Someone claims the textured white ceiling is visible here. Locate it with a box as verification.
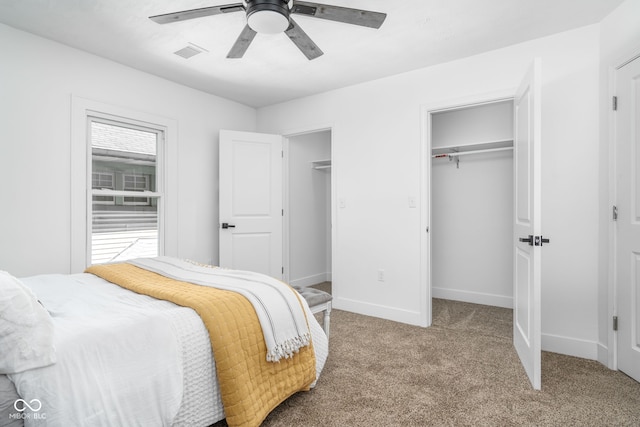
[0,0,623,107]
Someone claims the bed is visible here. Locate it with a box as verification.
[0,257,328,427]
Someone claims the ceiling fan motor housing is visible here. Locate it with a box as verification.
[246,0,291,34]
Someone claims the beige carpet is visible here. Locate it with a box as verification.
[214,295,640,426]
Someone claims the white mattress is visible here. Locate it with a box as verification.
[4,272,328,426]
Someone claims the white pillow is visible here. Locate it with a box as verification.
[0,271,56,374]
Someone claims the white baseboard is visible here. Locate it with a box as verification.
[333,288,601,361]
[432,287,513,309]
[289,272,331,288]
[542,333,598,360]
[597,342,613,368]
[333,296,425,326]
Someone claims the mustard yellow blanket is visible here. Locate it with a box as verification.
[86,263,316,427]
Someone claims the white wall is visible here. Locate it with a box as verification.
[0,10,624,362]
[597,0,640,366]
[0,24,256,277]
[431,102,514,147]
[431,102,514,308]
[257,24,601,359]
[287,131,331,287]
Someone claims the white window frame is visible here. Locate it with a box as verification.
[71,97,178,272]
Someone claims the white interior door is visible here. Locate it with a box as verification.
[513,59,543,390]
[615,56,640,383]
[219,130,283,279]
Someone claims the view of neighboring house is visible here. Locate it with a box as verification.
[90,120,159,263]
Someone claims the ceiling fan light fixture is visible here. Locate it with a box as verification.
[246,0,290,34]
[150,1,387,60]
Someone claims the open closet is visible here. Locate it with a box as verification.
[285,130,332,288]
[430,99,514,308]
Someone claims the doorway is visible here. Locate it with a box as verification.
[430,99,514,309]
[284,130,332,289]
[427,98,517,385]
[421,61,543,390]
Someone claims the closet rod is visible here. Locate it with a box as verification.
[432,146,513,158]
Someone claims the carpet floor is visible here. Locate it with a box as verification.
[216,295,640,426]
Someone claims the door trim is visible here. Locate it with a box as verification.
[607,46,640,370]
[419,89,516,328]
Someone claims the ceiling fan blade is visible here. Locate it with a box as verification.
[227,25,258,59]
[149,3,245,24]
[291,1,386,29]
[285,18,323,60]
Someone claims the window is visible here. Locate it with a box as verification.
[71,97,176,272]
[92,172,115,189]
[123,174,150,205]
[92,172,115,204]
[89,117,163,264]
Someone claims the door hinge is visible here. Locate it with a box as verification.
[613,315,618,331]
[282,209,284,216]
[282,266,284,274]
[613,205,618,221]
[612,96,618,111]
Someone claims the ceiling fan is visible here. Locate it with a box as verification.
[149,0,387,60]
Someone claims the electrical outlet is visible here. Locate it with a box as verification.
[377,269,385,281]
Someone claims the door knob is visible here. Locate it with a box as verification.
[519,235,533,246]
[221,223,236,229]
[535,236,550,246]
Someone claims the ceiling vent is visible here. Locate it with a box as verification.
[173,43,207,59]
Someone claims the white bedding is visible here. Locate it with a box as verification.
[3,271,328,426]
[9,273,185,426]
